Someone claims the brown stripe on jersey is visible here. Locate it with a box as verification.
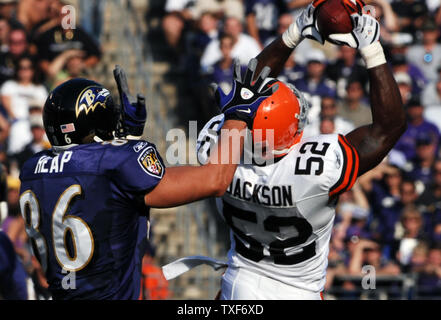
[341,135,359,192]
[329,135,359,197]
[329,136,349,196]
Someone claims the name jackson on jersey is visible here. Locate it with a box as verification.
[226,178,293,207]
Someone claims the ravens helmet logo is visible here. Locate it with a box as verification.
[75,86,110,118]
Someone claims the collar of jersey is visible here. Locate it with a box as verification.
[52,144,79,154]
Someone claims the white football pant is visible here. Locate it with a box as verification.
[220,266,323,300]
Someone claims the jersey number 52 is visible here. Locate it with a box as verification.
[294,142,330,176]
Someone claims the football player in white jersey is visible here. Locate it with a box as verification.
[163,0,406,300]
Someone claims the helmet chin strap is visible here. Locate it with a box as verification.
[272,130,304,157]
[272,144,296,156]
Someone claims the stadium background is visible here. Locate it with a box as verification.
[1,0,441,300]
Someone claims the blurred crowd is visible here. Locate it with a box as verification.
[161,0,441,298]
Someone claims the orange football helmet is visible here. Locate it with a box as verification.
[252,80,309,158]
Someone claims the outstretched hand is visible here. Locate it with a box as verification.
[282,0,326,48]
[214,58,276,128]
[113,65,147,138]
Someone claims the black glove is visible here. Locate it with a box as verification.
[113,65,147,138]
[214,58,277,128]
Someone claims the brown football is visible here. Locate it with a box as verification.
[316,0,355,41]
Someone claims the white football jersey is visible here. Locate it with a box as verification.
[196,115,359,293]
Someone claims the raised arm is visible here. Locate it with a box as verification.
[112,65,247,208]
[327,14,406,176]
[145,120,246,208]
[254,37,294,77]
[345,63,406,176]
[254,4,406,177]
[145,60,276,208]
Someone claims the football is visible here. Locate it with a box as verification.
[316,0,364,41]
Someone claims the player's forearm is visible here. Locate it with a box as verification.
[145,166,223,208]
[181,119,246,199]
[346,44,406,175]
[368,64,406,151]
[254,37,293,78]
[145,121,246,208]
[206,120,246,196]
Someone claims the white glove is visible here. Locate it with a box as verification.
[329,14,386,69]
[328,14,380,49]
[282,3,324,48]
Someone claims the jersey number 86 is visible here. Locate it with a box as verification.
[20,185,94,273]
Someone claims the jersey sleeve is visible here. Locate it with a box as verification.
[196,114,225,165]
[106,141,166,193]
[329,134,360,198]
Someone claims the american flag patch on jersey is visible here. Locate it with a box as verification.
[60,123,76,133]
